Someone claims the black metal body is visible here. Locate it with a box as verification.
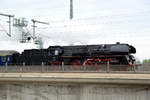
[13,43,136,66]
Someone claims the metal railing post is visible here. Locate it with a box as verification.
[41,62,44,72]
[133,65,136,73]
[5,62,8,72]
[23,62,25,66]
[23,62,25,72]
[106,61,110,73]
[20,65,22,73]
[62,62,64,71]
[83,62,86,71]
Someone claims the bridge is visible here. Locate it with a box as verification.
[0,72,150,100]
[0,64,150,100]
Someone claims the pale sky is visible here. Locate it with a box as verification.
[0,0,150,60]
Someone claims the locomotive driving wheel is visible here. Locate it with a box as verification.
[70,60,82,65]
[83,58,103,66]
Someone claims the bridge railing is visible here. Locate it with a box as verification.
[0,62,145,73]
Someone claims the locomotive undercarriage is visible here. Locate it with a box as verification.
[49,55,134,66]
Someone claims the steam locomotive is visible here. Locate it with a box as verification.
[9,42,136,66]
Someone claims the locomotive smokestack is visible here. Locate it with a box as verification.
[116,42,120,44]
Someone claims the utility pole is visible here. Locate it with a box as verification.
[31,19,49,49]
[13,17,28,43]
[70,0,73,19]
[0,13,14,37]
[31,19,49,40]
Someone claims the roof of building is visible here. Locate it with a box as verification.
[0,50,19,56]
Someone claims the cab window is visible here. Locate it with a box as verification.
[1,56,6,62]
